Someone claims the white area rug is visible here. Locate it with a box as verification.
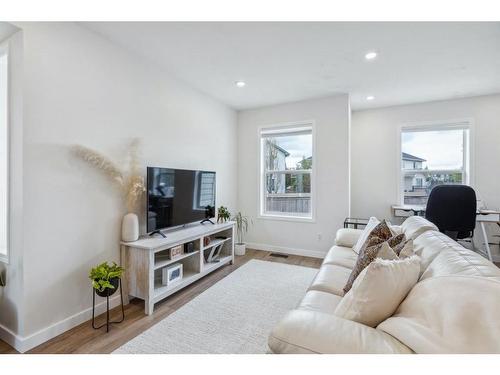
[114,259,317,354]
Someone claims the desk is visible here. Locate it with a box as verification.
[391,205,500,262]
[344,217,369,229]
[476,210,500,262]
[392,205,426,217]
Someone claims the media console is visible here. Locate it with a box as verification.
[120,221,235,315]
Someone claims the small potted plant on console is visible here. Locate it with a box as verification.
[217,206,231,223]
[232,212,252,256]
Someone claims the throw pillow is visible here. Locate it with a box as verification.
[387,233,406,249]
[343,235,399,295]
[334,255,421,327]
[397,239,414,259]
[352,217,379,255]
[353,219,394,255]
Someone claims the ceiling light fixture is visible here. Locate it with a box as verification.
[365,51,377,60]
[235,81,246,88]
[366,95,375,101]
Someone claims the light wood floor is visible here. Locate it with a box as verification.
[0,249,322,354]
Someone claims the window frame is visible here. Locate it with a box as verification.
[0,40,10,264]
[397,118,474,207]
[257,120,316,223]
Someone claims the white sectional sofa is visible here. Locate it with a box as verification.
[268,216,500,354]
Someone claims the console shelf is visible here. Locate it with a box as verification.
[121,221,235,315]
[153,250,200,270]
[202,237,232,250]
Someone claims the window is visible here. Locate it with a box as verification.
[0,47,8,262]
[259,123,314,219]
[400,122,471,206]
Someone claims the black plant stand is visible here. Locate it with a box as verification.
[92,278,125,332]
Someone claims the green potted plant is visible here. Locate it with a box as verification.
[217,206,231,223]
[89,261,124,297]
[232,212,252,256]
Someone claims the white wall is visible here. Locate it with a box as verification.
[11,22,237,348]
[237,95,350,257]
[351,94,500,227]
[0,27,25,348]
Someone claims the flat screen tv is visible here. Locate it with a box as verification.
[147,167,216,234]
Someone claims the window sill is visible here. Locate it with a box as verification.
[258,214,315,223]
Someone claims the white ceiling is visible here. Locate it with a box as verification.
[82,22,500,111]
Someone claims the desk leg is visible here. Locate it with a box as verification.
[480,222,493,262]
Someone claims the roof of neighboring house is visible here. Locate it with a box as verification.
[272,143,290,157]
[402,152,426,162]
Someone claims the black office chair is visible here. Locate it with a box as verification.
[425,185,477,242]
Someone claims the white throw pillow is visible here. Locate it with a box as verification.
[398,239,414,259]
[352,217,379,254]
[334,255,420,327]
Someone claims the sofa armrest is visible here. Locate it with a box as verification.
[268,309,413,354]
[335,228,363,248]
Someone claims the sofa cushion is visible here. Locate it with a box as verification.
[412,230,450,274]
[335,228,363,248]
[334,255,420,327]
[420,246,500,281]
[323,245,358,269]
[343,237,399,294]
[401,216,438,240]
[309,264,353,296]
[377,276,500,353]
[268,309,413,354]
[298,290,342,314]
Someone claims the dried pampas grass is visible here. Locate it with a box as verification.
[72,145,125,187]
[124,138,146,213]
[71,139,146,214]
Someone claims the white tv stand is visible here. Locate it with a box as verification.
[120,221,235,315]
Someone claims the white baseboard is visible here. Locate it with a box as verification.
[0,322,24,352]
[246,242,326,259]
[0,294,122,353]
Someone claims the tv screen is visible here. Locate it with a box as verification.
[147,167,216,233]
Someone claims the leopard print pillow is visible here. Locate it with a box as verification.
[343,233,404,295]
[354,220,394,255]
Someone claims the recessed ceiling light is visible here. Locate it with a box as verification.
[365,51,377,60]
[366,95,375,101]
[235,81,246,88]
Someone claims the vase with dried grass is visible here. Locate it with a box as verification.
[72,139,146,242]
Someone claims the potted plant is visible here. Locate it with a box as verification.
[89,261,124,297]
[217,206,231,223]
[232,212,252,256]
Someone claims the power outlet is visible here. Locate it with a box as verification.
[317,233,322,241]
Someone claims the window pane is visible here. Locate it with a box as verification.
[401,128,467,206]
[266,172,311,194]
[402,129,464,170]
[265,173,312,216]
[261,126,313,218]
[263,133,312,171]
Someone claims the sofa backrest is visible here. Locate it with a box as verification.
[413,230,500,281]
[378,215,500,353]
[401,216,500,280]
